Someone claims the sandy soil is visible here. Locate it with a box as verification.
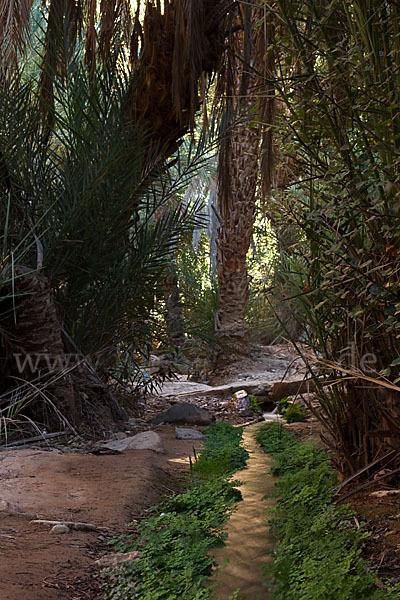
[0,425,204,600]
[2,343,398,598]
[211,425,276,600]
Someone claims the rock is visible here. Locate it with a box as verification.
[149,402,214,426]
[269,378,328,400]
[110,432,128,440]
[102,431,165,454]
[50,524,70,534]
[231,390,250,411]
[254,383,273,396]
[238,409,253,418]
[175,428,206,440]
[0,500,24,514]
[95,551,140,569]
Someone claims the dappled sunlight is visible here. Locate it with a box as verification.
[0,0,399,598]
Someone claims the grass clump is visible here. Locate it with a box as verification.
[255,421,296,455]
[193,421,249,477]
[106,422,247,600]
[277,397,308,423]
[283,403,308,423]
[248,394,263,415]
[256,422,400,600]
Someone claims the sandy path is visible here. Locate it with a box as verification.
[0,425,203,600]
[211,424,276,600]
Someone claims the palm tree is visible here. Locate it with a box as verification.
[215,4,272,361]
[0,0,233,433]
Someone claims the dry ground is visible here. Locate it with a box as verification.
[0,425,203,600]
[1,344,399,597]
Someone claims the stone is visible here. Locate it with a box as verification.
[50,524,70,534]
[110,432,128,440]
[231,390,250,411]
[102,431,165,454]
[175,428,206,440]
[254,383,273,396]
[95,551,140,568]
[0,500,23,514]
[270,379,319,400]
[150,402,215,426]
[239,409,253,418]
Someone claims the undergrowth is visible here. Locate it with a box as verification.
[106,422,248,600]
[192,421,249,478]
[277,397,308,423]
[256,422,400,600]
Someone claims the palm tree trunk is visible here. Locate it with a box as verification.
[215,5,264,361]
[215,121,261,358]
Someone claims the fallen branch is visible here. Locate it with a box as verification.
[332,450,399,496]
[334,465,400,504]
[0,430,70,449]
[30,519,97,531]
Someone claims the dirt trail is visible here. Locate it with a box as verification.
[158,344,306,399]
[0,345,301,599]
[0,426,203,600]
[211,424,276,600]
[146,344,308,426]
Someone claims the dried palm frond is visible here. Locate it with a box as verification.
[307,355,400,395]
[0,0,231,158]
[0,0,34,76]
[98,0,132,60]
[128,0,231,156]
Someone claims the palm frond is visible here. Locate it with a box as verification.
[0,0,34,76]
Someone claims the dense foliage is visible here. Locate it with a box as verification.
[256,423,400,599]
[0,0,233,435]
[260,0,400,476]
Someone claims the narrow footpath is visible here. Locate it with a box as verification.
[211,424,276,600]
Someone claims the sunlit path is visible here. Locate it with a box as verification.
[211,424,276,600]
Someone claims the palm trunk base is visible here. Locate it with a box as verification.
[0,267,127,434]
[215,322,250,365]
